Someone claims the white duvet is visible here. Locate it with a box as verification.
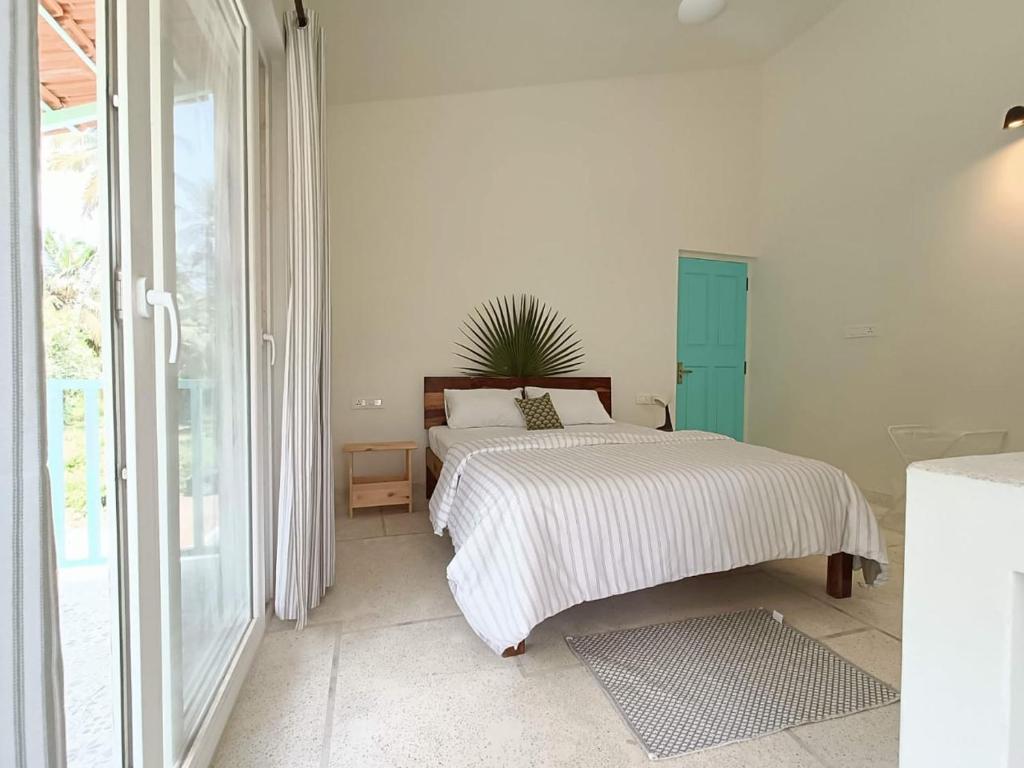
[429,430,889,655]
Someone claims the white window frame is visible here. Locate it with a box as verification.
[109,0,285,763]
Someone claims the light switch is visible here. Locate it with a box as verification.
[844,324,881,339]
[351,398,384,409]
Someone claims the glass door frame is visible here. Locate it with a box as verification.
[79,0,133,763]
[110,0,277,762]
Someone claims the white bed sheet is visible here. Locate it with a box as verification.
[428,429,889,655]
[427,422,655,461]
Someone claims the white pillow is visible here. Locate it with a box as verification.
[524,387,614,425]
[444,388,526,429]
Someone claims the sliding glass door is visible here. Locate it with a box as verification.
[154,0,252,757]
[112,0,264,762]
[152,0,253,759]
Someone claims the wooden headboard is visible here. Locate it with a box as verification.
[423,377,612,429]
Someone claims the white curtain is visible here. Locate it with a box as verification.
[275,9,334,628]
[0,0,67,765]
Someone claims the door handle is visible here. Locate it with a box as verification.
[262,332,276,366]
[136,277,180,365]
[677,362,694,384]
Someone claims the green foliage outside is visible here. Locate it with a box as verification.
[42,128,212,532]
[43,229,104,524]
[42,130,104,527]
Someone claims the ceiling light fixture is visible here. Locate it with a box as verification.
[1003,106,1024,130]
[677,0,727,25]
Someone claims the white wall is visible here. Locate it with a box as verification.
[329,70,761,483]
[752,0,1024,495]
[327,0,1024,496]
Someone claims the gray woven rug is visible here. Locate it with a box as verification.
[566,608,899,759]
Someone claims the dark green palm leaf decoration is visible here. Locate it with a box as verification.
[455,295,584,377]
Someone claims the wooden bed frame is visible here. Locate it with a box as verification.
[422,375,853,657]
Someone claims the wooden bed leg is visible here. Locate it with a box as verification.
[425,460,437,499]
[501,641,526,658]
[826,552,854,599]
[425,447,440,499]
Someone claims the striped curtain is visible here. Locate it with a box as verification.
[0,0,67,765]
[274,9,335,628]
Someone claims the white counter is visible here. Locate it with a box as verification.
[900,452,1024,767]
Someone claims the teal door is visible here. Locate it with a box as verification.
[676,257,748,440]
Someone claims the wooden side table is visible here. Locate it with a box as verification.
[342,441,417,517]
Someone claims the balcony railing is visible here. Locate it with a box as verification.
[47,378,104,568]
[47,377,213,569]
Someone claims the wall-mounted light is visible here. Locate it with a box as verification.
[677,0,727,25]
[1004,106,1024,130]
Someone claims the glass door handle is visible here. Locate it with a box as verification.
[136,278,180,364]
[262,332,276,366]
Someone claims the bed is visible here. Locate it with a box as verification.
[424,376,888,657]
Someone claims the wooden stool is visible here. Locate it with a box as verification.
[342,441,416,518]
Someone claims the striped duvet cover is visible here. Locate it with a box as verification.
[428,430,888,655]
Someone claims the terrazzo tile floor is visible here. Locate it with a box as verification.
[213,494,904,767]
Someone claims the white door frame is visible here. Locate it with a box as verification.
[96,0,132,761]
[255,51,277,605]
[112,0,283,763]
[181,3,274,763]
[113,0,166,761]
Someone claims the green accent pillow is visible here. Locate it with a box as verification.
[516,392,564,431]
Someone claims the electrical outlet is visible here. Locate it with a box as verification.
[351,398,384,410]
[844,324,881,339]
[636,394,659,406]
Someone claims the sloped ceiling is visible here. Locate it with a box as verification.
[308,0,844,104]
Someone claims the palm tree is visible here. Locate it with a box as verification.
[44,129,99,218]
[41,230,102,378]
